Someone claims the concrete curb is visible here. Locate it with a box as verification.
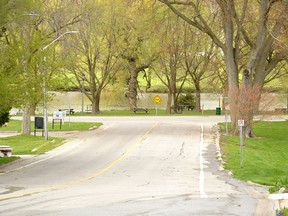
[214,126,234,176]
[269,193,288,212]
[213,125,276,215]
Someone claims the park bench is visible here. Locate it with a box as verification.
[133,107,148,113]
[178,104,194,112]
[85,104,92,113]
[0,146,13,157]
[58,108,75,115]
[275,108,287,113]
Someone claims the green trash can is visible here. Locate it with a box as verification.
[216,107,221,115]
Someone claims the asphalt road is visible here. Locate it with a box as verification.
[0,116,272,215]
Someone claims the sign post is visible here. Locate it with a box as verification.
[224,96,229,135]
[52,111,65,129]
[238,119,245,168]
[225,111,228,135]
[153,95,162,116]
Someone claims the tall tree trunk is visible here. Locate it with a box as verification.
[222,6,240,135]
[172,91,178,113]
[126,58,150,109]
[128,66,138,109]
[228,83,239,135]
[170,62,178,113]
[195,84,201,112]
[166,90,172,114]
[21,106,32,135]
[92,90,101,115]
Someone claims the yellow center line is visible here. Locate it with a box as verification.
[0,124,157,201]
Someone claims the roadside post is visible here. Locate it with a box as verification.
[52,111,65,129]
[224,96,229,135]
[68,104,71,128]
[238,119,245,168]
[153,95,162,116]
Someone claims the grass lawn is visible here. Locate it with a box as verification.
[49,121,102,131]
[0,135,64,166]
[0,119,102,133]
[0,120,102,166]
[220,121,288,186]
[73,109,217,116]
[0,135,64,155]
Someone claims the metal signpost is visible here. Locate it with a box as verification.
[52,111,65,129]
[238,119,245,168]
[153,95,162,115]
[224,96,229,135]
[81,74,85,114]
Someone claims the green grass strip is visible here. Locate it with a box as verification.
[0,135,64,155]
[0,135,64,166]
[220,121,288,186]
[0,120,102,166]
[0,119,102,133]
[71,109,217,116]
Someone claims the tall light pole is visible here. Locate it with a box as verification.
[42,31,79,140]
[0,13,39,29]
[81,74,85,114]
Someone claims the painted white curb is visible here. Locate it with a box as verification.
[269,193,288,211]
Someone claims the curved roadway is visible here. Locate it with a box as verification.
[0,116,271,215]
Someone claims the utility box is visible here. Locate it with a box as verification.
[34,117,44,137]
[35,117,44,129]
[216,107,221,115]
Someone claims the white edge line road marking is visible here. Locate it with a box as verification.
[200,123,208,198]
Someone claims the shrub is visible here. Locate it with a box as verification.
[0,111,9,127]
[178,93,196,108]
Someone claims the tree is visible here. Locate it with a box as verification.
[159,0,288,136]
[0,72,13,126]
[65,0,122,114]
[0,0,43,134]
[1,0,81,135]
[182,24,216,112]
[0,111,9,127]
[117,0,158,109]
[153,10,189,114]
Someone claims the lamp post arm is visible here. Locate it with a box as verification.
[42,30,78,140]
[42,30,79,51]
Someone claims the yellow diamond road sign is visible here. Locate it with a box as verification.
[153,95,161,104]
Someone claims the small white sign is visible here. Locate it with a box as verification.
[53,111,65,120]
[238,119,245,127]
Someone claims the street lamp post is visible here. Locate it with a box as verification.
[81,74,85,114]
[42,31,79,140]
[0,13,39,29]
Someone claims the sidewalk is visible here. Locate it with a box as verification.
[0,131,18,138]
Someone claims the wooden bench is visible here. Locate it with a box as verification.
[133,107,148,113]
[85,109,92,113]
[0,146,13,157]
[58,108,75,115]
[275,108,287,113]
[85,104,92,113]
[178,105,194,112]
